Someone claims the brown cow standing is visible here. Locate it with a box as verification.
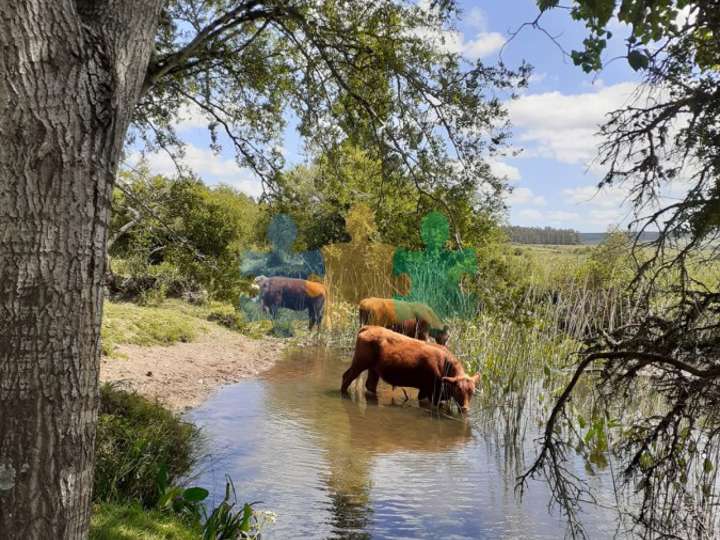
[341,326,479,413]
[358,297,450,345]
[256,276,326,330]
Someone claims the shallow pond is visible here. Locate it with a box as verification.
[188,346,619,539]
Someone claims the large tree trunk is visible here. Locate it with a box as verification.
[0,2,162,538]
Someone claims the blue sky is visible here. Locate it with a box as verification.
[131,1,647,233]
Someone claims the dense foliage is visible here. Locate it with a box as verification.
[109,165,260,301]
[133,1,529,249]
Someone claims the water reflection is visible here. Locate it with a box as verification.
[189,346,618,539]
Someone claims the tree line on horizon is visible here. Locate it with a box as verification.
[505,225,581,245]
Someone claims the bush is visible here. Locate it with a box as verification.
[206,304,245,331]
[94,384,202,507]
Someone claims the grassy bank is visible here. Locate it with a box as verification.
[92,385,267,539]
[91,503,200,540]
[101,299,263,356]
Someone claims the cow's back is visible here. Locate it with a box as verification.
[359,297,396,326]
[356,326,443,380]
[262,277,305,308]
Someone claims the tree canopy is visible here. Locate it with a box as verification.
[132,0,529,240]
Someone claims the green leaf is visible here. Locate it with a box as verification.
[538,0,560,12]
[704,458,714,474]
[628,49,649,71]
[183,486,210,502]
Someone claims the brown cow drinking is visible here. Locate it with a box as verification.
[256,276,326,330]
[341,326,479,413]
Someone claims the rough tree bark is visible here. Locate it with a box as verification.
[0,2,163,538]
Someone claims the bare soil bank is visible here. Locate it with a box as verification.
[100,326,286,411]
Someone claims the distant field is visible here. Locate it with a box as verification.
[508,231,661,246]
[578,231,660,245]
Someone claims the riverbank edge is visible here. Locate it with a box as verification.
[100,324,288,412]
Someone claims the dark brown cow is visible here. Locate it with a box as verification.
[257,276,326,330]
[341,326,479,413]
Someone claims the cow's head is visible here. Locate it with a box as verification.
[250,275,268,301]
[442,373,480,414]
[434,325,450,346]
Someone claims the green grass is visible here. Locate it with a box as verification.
[101,298,291,356]
[95,384,201,507]
[102,301,208,356]
[90,503,200,540]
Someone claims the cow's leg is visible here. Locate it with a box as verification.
[365,369,379,394]
[341,365,364,394]
[307,305,316,330]
[417,319,429,341]
[310,297,324,331]
[431,378,446,406]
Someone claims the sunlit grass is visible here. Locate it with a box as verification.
[90,502,200,540]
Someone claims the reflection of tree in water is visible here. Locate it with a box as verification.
[261,347,472,538]
[325,490,372,540]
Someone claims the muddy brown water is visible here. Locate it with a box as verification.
[188,346,619,539]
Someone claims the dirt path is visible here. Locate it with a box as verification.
[100,326,286,411]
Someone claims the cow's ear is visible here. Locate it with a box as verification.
[470,373,480,385]
[442,376,458,384]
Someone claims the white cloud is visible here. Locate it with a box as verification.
[560,183,635,227]
[126,144,263,198]
[588,208,626,224]
[518,208,543,221]
[411,26,504,60]
[528,72,547,85]
[412,5,503,60]
[465,7,489,30]
[563,184,628,208]
[508,82,639,164]
[174,103,211,132]
[508,187,545,207]
[462,32,505,59]
[516,208,579,225]
[547,210,580,222]
[488,159,521,181]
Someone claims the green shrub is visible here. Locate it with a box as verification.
[237,295,266,322]
[94,384,202,507]
[269,318,294,338]
[206,304,245,331]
